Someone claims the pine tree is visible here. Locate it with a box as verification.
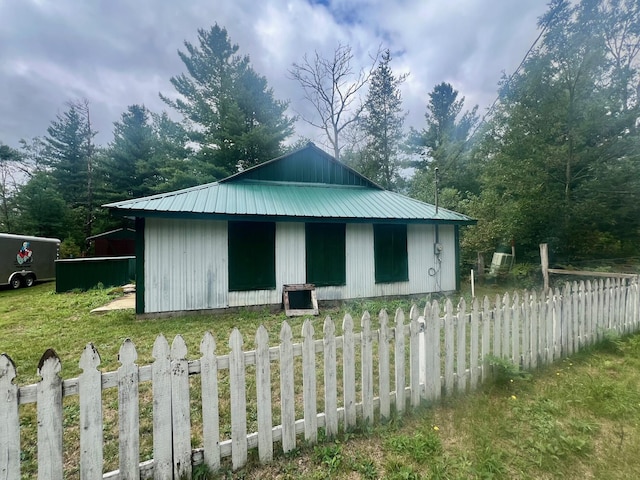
[161,24,294,178]
[356,50,407,190]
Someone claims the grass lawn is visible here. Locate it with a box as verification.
[2,281,640,479]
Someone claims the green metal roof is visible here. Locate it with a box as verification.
[104,143,476,225]
[105,180,474,224]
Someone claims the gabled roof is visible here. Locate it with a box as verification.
[104,143,475,225]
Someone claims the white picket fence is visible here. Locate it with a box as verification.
[1,278,639,479]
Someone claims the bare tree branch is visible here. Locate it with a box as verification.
[289,43,381,160]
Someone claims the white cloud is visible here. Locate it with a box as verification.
[0,0,550,148]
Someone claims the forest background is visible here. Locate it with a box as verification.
[0,0,638,272]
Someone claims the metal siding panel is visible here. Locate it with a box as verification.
[276,222,306,300]
[228,290,276,307]
[408,224,434,294]
[345,224,375,299]
[145,218,228,313]
[438,225,457,291]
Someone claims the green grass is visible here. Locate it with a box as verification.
[244,334,640,480]
[3,282,640,479]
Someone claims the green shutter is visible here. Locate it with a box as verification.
[228,221,276,291]
[306,223,346,286]
[374,224,408,283]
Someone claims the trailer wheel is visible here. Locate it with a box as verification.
[24,274,35,287]
[10,275,22,289]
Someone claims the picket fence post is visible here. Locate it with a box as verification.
[394,308,406,413]
[200,331,222,470]
[409,305,421,408]
[424,300,441,402]
[444,300,455,397]
[362,311,375,423]
[152,335,172,480]
[342,314,356,430]
[118,340,139,480]
[512,292,521,366]
[0,354,20,480]
[469,298,480,391]
[456,299,467,394]
[502,293,511,361]
[302,320,318,443]
[171,335,191,479]
[79,343,103,480]
[229,329,247,469]
[323,316,338,437]
[254,326,273,463]
[378,310,391,420]
[481,297,491,382]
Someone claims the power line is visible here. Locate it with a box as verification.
[466,4,561,143]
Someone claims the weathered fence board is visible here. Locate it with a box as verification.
[200,332,222,470]
[362,312,375,423]
[341,315,356,430]
[394,308,406,414]
[456,299,467,394]
[0,354,19,480]
[79,343,103,480]
[323,317,338,437]
[378,310,391,420]
[151,335,172,480]
[118,340,139,480]
[229,329,247,469]
[302,320,318,443]
[1,278,638,479]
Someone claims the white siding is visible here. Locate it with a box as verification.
[345,223,375,299]
[436,225,457,292]
[315,223,458,302]
[145,218,228,313]
[143,219,459,313]
[407,224,457,294]
[407,224,435,294]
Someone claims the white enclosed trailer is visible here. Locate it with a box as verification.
[0,233,60,288]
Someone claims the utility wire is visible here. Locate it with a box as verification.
[466,4,561,143]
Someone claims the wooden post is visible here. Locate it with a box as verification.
[540,243,549,292]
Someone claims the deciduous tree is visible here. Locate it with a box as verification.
[290,44,380,160]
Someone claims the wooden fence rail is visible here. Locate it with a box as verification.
[1,279,639,479]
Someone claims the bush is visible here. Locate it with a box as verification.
[59,238,82,258]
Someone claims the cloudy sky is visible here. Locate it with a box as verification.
[0,0,550,150]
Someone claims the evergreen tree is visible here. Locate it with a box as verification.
[44,100,99,249]
[104,105,197,206]
[106,105,156,200]
[356,50,407,190]
[413,83,478,190]
[464,0,640,260]
[12,172,68,238]
[45,103,92,206]
[161,24,294,178]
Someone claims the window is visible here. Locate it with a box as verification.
[374,224,408,283]
[305,223,346,287]
[228,221,276,291]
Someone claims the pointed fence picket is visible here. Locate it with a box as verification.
[0,278,638,479]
